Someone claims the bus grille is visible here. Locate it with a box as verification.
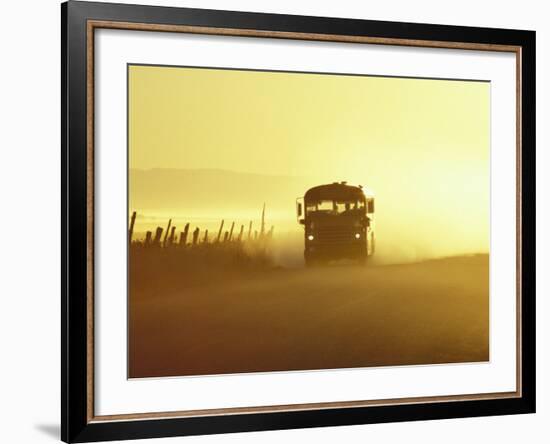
[316,227,356,244]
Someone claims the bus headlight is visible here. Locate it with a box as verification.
[354,233,361,239]
[307,234,315,241]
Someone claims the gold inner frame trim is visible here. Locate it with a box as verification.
[86,19,523,423]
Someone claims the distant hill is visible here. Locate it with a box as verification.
[129,168,318,216]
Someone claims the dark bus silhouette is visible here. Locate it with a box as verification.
[296,182,375,266]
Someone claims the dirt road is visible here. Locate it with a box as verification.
[129,254,488,378]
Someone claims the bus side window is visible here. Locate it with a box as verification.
[368,200,374,213]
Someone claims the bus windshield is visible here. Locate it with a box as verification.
[306,199,365,215]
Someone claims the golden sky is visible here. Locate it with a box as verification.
[129,64,490,259]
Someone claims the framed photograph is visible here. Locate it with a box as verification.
[61,1,535,442]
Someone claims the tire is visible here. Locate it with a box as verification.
[304,251,313,267]
[304,251,322,267]
[368,233,376,256]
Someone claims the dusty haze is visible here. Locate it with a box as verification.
[130,167,487,265]
[129,65,490,264]
[128,64,491,377]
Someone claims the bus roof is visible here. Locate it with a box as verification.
[304,182,373,201]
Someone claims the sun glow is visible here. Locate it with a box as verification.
[129,65,490,262]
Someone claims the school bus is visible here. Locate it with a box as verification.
[296,182,375,266]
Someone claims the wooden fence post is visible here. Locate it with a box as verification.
[128,211,137,244]
[144,231,152,246]
[192,227,200,245]
[168,226,176,246]
[223,231,229,242]
[203,229,208,243]
[238,225,244,241]
[216,219,224,242]
[153,227,163,246]
[228,222,235,241]
[248,221,252,240]
[260,203,265,238]
[163,218,172,247]
[181,223,190,246]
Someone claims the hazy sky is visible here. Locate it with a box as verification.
[128,65,490,258]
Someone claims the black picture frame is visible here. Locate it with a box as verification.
[61,1,536,442]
